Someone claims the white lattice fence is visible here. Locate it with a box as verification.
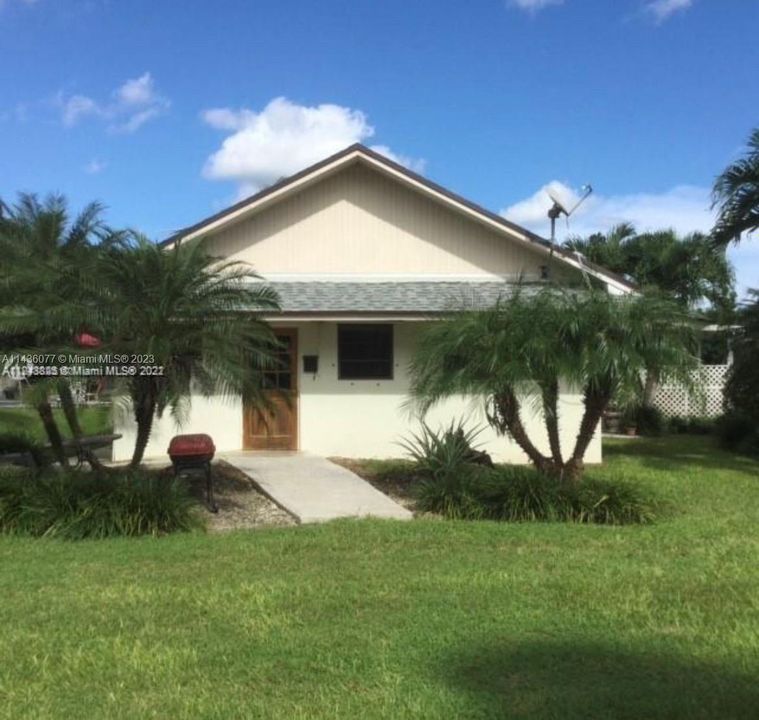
[652,364,728,418]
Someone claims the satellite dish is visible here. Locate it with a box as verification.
[547,188,571,216]
[543,182,594,287]
[546,183,593,243]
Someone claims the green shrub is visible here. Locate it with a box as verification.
[667,415,688,434]
[415,464,659,525]
[571,477,659,525]
[416,464,494,519]
[403,422,658,525]
[479,467,571,522]
[633,405,664,437]
[399,420,485,483]
[0,468,204,539]
[686,416,716,435]
[0,432,47,467]
[716,412,759,456]
[666,415,717,436]
[620,405,638,430]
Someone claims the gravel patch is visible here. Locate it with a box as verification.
[180,460,296,531]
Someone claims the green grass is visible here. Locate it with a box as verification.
[1,436,758,719]
[0,406,112,442]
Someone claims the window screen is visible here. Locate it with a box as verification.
[338,324,394,380]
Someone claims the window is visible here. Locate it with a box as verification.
[262,333,293,390]
[338,324,394,380]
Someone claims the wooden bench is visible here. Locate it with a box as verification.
[0,433,122,469]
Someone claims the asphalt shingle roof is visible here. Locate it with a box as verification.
[260,281,522,313]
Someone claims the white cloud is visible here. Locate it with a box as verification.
[509,0,564,13]
[61,94,100,126]
[502,181,713,238]
[201,107,254,131]
[502,181,759,298]
[56,72,169,133]
[115,73,156,106]
[644,0,693,23]
[84,159,106,174]
[201,96,423,193]
[202,97,371,186]
[112,106,161,134]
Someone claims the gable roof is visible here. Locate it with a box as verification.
[163,144,636,293]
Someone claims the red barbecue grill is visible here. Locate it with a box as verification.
[168,434,218,512]
[74,332,102,348]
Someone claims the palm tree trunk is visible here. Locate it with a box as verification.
[643,367,659,406]
[36,400,68,467]
[566,384,613,482]
[57,379,105,470]
[130,384,156,469]
[489,389,557,475]
[541,380,563,466]
[57,380,83,436]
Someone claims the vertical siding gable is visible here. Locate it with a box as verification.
[205,162,556,277]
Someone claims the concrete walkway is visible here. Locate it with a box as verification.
[220,451,413,524]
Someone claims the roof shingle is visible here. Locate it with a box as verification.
[259,281,525,313]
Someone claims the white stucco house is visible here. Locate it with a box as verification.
[112,144,634,463]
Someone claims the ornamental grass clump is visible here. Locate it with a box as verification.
[404,424,660,525]
[569,476,660,525]
[398,420,486,482]
[0,466,204,539]
[416,465,660,525]
[415,464,494,520]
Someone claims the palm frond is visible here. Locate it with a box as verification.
[712,127,759,245]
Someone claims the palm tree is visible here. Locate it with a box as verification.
[565,226,735,312]
[82,236,281,467]
[408,286,698,482]
[0,194,118,466]
[565,225,735,404]
[564,223,636,276]
[723,290,759,423]
[713,127,759,246]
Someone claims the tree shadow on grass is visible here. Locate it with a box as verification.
[441,639,758,720]
[604,435,759,475]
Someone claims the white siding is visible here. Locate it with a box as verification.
[112,395,243,463]
[296,321,598,463]
[204,162,564,280]
[113,321,601,464]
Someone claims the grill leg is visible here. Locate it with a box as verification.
[205,461,218,513]
[172,460,218,514]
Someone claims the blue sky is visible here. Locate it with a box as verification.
[2,0,758,294]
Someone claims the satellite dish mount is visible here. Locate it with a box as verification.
[547,184,593,247]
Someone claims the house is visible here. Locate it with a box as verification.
[112,144,634,463]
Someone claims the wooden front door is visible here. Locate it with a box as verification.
[243,328,298,450]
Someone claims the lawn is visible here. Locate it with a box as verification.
[0,436,758,719]
[0,405,112,441]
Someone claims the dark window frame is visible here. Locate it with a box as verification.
[337,324,394,381]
